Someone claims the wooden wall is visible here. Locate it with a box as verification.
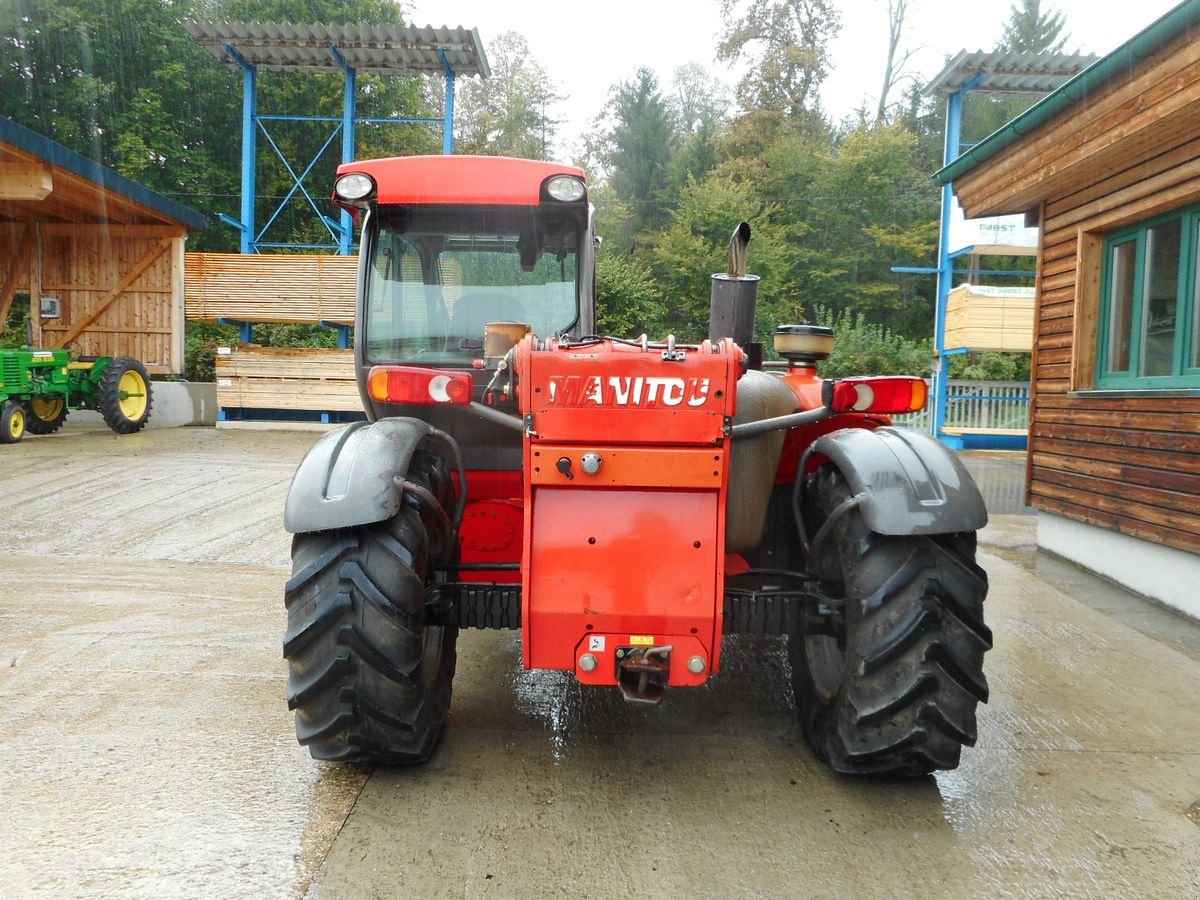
[953,24,1200,557]
[0,223,186,374]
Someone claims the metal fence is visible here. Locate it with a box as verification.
[892,381,1031,433]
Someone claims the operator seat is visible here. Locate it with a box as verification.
[448,292,526,340]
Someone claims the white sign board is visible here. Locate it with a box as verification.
[948,196,1039,256]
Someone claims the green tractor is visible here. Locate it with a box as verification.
[0,348,153,443]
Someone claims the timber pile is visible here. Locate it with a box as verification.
[215,346,361,411]
[186,253,356,324]
[945,285,1034,353]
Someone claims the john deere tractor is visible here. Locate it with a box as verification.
[0,348,152,443]
[282,156,990,776]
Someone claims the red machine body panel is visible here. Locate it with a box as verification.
[517,338,743,684]
[336,155,586,206]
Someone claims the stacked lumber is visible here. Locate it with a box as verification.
[186,253,356,324]
[944,285,1034,353]
[215,346,361,412]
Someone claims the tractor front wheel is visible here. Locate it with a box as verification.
[1,400,26,443]
[791,465,992,775]
[284,449,458,764]
[97,356,152,434]
[24,397,68,435]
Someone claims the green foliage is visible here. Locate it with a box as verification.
[948,351,1031,381]
[998,0,1070,54]
[1,297,31,349]
[594,68,678,243]
[594,252,667,338]
[718,0,842,120]
[0,0,243,249]
[253,323,345,349]
[455,32,563,160]
[813,306,932,379]
[184,322,239,382]
[647,173,799,344]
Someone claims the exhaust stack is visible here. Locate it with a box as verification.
[708,222,761,365]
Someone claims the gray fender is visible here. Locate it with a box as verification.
[284,417,452,534]
[808,426,988,535]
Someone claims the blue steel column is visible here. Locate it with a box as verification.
[934,73,982,444]
[332,45,357,255]
[441,50,456,154]
[226,45,257,254]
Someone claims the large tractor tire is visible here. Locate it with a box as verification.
[1,399,27,443]
[791,465,991,776]
[97,356,152,434]
[284,449,458,764]
[24,397,68,435]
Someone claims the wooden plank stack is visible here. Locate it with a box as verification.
[215,347,361,413]
[186,253,356,324]
[944,285,1035,353]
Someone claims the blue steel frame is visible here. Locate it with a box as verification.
[223,44,460,256]
[931,73,985,447]
[893,72,1026,448]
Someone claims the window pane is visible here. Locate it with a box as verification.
[364,208,582,365]
[1140,217,1181,377]
[1106,240,1136,374]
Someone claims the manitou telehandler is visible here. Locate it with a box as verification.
[283,156,991,776]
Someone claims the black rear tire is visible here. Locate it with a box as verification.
[24,397,68,435]
[284,449,458,764]
[791,465,991,775]
[97,356,152,434]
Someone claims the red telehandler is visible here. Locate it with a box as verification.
[283,156,990,776]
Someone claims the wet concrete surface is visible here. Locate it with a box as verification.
[1,427,1197,898]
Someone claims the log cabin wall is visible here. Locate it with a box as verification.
[950,18,1200,557]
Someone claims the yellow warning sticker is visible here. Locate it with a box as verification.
[629,635,655,646]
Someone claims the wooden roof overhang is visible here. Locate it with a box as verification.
[936,0,1200,219]
[0,116,205,233]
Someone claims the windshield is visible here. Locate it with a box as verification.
[363,206,582,364]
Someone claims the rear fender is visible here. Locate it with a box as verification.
[805,426,987,535]
[284,417,460,534]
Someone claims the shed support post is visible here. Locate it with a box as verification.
[226,44,257,255]
[333,45,357,256]
[441,50,456,155]
[934,73,983,447]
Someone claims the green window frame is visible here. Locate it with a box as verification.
[1097,202,1200,388]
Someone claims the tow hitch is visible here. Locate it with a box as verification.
[616,645,672,705]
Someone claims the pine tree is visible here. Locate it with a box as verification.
[997,0,1070,54]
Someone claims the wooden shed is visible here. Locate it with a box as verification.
[936,0,1200,618]
[0,116,205,374]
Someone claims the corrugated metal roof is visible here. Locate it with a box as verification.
[183,21,490,78]
[936,0,1200,187]
[0,116,206,230]
[925,50,1099,96]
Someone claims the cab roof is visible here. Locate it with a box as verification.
[337,155,586,207]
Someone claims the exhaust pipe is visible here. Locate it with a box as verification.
[709,222,761,366]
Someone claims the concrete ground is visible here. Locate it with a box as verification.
[0,425,1197,898]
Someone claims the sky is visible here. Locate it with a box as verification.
[408,0,1182,158]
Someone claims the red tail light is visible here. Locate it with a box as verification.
[823,376,927,414]
[367,366,474,405]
